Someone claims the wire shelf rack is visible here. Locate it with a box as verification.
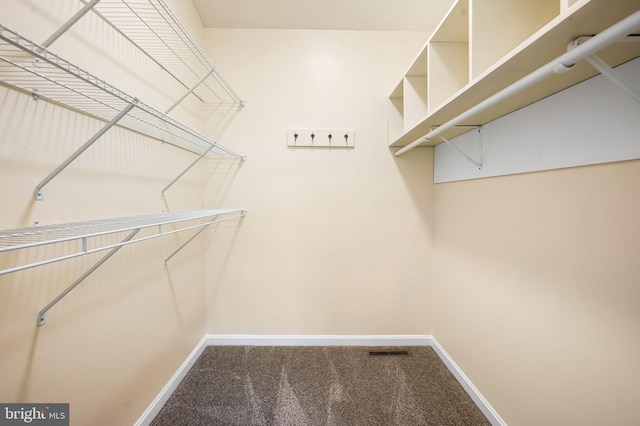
[0,24,242,157]
[84,0,243,105]
[0,208,246,326]
[0,208,247,276]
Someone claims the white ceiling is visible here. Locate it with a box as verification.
[192,0,454,32]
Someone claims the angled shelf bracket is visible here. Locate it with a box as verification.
[164,69,215,115]
[570,36,640,105]
[439,126,483,170]
[34,102,137,200]
[163,210,247,267]
[40,0,101,49]
[37,228,139,327]
[0,209,247,325]
[161,145,213,199]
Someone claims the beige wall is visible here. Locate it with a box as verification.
[200,29,434,335]
[9,2,634,425]
[433,160,640,425]
[0,1,212,424]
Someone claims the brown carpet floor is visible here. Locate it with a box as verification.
[151,346,491,426]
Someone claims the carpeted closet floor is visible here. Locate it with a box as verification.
[151,345,490,425]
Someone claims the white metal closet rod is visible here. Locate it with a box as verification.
[394,10,640,157]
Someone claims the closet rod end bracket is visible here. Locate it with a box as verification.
[241,155,247,161]
[37,313,46,327]
[34,189,43,201]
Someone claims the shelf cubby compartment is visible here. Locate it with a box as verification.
[470,0,560,79]
[387,80,404,142]
[428,0,470,113]
[403,48,429,130]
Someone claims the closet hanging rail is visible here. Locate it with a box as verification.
[0,24,245,199]
[0,209,247,277]
[81,0,244,106]
[394,10,640,157]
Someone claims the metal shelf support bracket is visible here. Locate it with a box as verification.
[41,0,101,49]
[34,101,136,200]
[163,210,247,267]
[164,69,215,114]
[161,145,213,199]
[571,36,640,104]
[37,228,140,327]
[586,54,640,104]
[163,216,217,268]
[440,126,483,170]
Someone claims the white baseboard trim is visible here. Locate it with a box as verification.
[428,336,507,426]
[134,336,209,426]
[137,334,506,426]
[205,333,432,346]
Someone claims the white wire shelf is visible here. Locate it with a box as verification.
[0,24,242,157]
[84,0,243,105]
[0,208,247,276]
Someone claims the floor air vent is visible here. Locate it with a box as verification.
[368,350,411,357]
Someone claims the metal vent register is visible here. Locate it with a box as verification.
[368,350,411,357]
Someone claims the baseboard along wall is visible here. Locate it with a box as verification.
[135,335,507,426]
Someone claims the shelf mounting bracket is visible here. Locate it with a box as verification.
[161,145,214,199]
[37,228,140,327]
[164,69,215,114]
[163,210,247,267]
[40,0,101,49]
[570,36,640,105]
[34,101,136,200]
[440,126,483,170]
[163,216,217,268]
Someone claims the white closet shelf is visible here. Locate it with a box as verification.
[83,0,243,106]
[0,24,242,157]
[0,208,247,276]
[390,0,640,148]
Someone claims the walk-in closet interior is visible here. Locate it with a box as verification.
[1,0,639,424]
